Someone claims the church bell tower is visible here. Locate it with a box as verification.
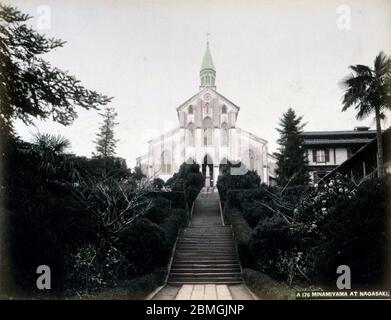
[200,40,216,90]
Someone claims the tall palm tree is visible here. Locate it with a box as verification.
[341,51,391,178]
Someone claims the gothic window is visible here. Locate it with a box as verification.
[203,128,213,146]
[161,150,172,173]
[221,122,228,146]
[222,105,227,114]
[187,123,195,146]
[248,149,255,171]
[188,105,193,114]
[202,117,213,146]
[203,103,209,114]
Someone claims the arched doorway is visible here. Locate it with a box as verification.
[202,154,214,186]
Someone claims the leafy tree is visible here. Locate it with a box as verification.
[93,106,119,157]
[274,108,309,187]
[341,51,391,178]
[0,4,111,139]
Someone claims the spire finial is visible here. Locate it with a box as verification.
[206,32,210,46]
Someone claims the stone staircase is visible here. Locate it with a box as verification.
[167,189,243,285]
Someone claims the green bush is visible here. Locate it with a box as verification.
[225,209,255,268]
[165,162,203,205]
[217,162,261,204]
[144,197,170,224]
[161,208,188,246]
[313,177,389,284]
[152,178,165,190]
[67,242,128,292]
[242,200,275,228]
[117,218,170,274]
[249,216,298,279]
[247,174,390,286]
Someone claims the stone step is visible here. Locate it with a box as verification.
[171,268,240,273]
[171,263,240,268]
[175,248,236,252]
[177,242,234,246]
[177,246,234,249]
[173,260,239,265]
[170,272,241,278]
[174,255,237,259]
[168,278,242,283]
[168,280,243,285]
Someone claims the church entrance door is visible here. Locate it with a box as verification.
[202,155,214,187]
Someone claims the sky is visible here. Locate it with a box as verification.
[7,0,391,167]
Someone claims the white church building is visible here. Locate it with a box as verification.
[136,42,276,186]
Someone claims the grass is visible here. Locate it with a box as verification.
[243,268,298,300]
[72,271,165,300]
[2,271,165,300]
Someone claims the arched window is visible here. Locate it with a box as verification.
[188,105,193,114]
[187,122,195,146]
[161,150,172,173]
[202,117,213,146]
[203,103,209,114]
[248,149,255,171]
[221,122,228,146]
[222,105,227,114]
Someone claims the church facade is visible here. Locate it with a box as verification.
[136,43,276,186]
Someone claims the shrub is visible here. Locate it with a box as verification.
[247,174,390,286]
[249,216,298,279]
[144,197,170,224]
[217,162,261,204]
[67,242,128,292]
[116,218,170,274]
[225,208,255,267]
[152,178,165,190]
[165,162,203,204]
[242,200,275,228]
[160,208,188,246]
[313,177,389,284]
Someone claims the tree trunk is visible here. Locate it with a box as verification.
[375,106,384,178]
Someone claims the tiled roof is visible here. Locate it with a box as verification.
[301,130,377,136]
[303,138,374,145]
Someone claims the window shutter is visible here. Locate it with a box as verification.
[312,149,316,162]
[325,149,330,162]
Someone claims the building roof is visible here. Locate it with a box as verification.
[301,129,377,146]
[303,138,375,146]
[176,87,240,113]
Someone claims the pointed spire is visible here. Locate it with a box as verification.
[201,42,216,71]
[200,36,216,90]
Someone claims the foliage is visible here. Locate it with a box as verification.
[341,51,391,177]
[68,243,127,292]
[224,208,255,267]
[160,208,188,246]
[165,162,203,204]
[0,4,111,137]
[274,108,309,187]
[247,174,390,286]
[144,197,170,224]
[116,218,170,275]
[93,106,119,157]
[73,176,153,234]
[217,161,261,203]
[152,178,165,190]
